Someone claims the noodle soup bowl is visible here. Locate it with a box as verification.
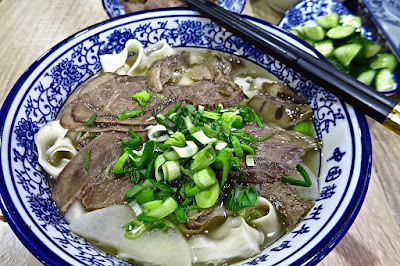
[0,8,371,265]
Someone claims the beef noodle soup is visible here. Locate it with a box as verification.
[34,40,321,265]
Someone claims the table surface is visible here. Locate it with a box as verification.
[0,0,399,265]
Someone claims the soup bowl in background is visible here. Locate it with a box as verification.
[0,9,371,265]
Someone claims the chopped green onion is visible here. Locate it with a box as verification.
[128,200,143,216]
[229,156,240,170]
[164,132,186,147]
[84,149,90,173]
[147,125,168,142]
[154,154,166,182]
[135,189,155,204]
[241,144,255,155]
[198,105,205,114]
[117,109,142,120]
[162,161,181,181]
[251,133,275,142]
[231,135,244,158]
[147,197,178,220]
[192,130,217,145]
[132,91,151,107]
[292,121,313,135]
[124,220,147,239]
[167,102,183,116]
[281,164,312,187]
[142,200,163,211]
[174,206,187,223]
[195,183,220,208]
[112,151,130,175]
[135,141,155,168]
[154,181,176,193]
[191,144,216,172]
[126,185,144,198]
[184,181,201,197]
[193,166,217,189]
[246,155,255,167]
[184,116,197,133]
[202,111,220,120]
[163,150,180,161]
[84,114,97,127]
[214,140,228,151]
[172,141,198,158]
[137,214,158,223]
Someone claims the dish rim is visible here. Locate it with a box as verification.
[0,7,372,266]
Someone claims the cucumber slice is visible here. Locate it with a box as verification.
[289,29,304,38]
[314,40,334,57]
[375,69,395,92]
[316,13,339,28]
[356,69,376,86]
[303,26,325,41]
[326,26,356,39]
[334,43,363,66]
[339,15,362,30]
[328,56,350,73]
[369,53,398,72]
[304,38,316,46]
[363,42,381,58]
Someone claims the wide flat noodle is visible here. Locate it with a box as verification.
[34,120,80,178]
[69,205,192,266]
[244,197,284,240]
[189,216,264,264]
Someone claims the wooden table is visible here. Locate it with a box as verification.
[0,0,399,265]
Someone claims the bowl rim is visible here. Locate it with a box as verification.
[0,7,372,266]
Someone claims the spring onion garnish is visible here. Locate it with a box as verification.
[195,183,220,208]
[281,164,312,187]
[162,161,181,181]
[84,149,90,172]
[147,125,168,142]
[132,91,151,107]
[192,130,217,145]
[246,155,255,167]
[172,141,198,158]
[84,114,98,127]
[113,103,286,240]
[117,109,142,120]
[147,197,178,220]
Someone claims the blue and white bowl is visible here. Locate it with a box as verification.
[102,0,247,18]
[0,8,371,265]
[279,0,399,95]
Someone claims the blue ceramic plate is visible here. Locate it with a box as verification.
[0,8,371,265]
[102,0,247,18]
[279,0,399,95]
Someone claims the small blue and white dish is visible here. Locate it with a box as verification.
[0,8,371,265]
[358,0,400,59]
[102,0,247,18]
[279,0,399,95]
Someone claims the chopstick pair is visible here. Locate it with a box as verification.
[183,0,400,135]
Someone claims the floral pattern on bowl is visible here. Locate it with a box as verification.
[102,0,247,18]
[0,9,371,266]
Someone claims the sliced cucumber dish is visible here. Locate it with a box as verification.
[290,13,398,92]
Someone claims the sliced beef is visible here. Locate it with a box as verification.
[254,182,314,231]
[60,73,179,132]
[51,132,132,213]
[171,80,245,109]
[147,52,189,92]
[228,124,320,183]
[246,82,313,129]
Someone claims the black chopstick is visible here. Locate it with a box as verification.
[183,0,400,135]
